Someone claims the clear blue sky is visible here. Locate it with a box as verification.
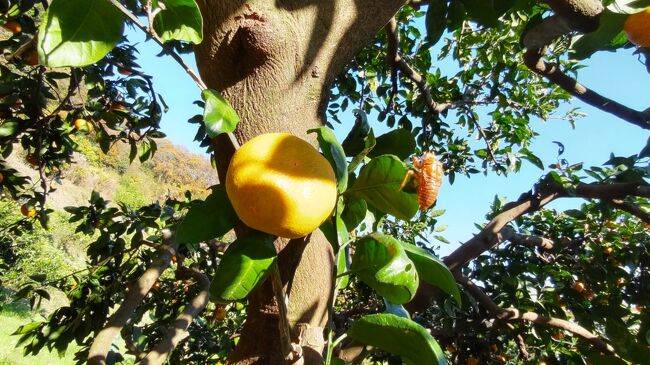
[127,28,649,257]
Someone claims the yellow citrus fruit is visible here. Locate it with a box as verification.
[20,204,36,217]
[226,133,336,238]
[624,7,650,47]
[74,118,87,130]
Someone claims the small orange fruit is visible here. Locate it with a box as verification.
[573,281,586,293]
[153,281,161,289]
[497,355,507,363]
[25,154,39,167]
[552,332,564,341]
[603,246,613,255]
[74,118,87,130]
[215,306,227,321]
[25,50,39,66]
[624,7,650,47]
[617,278,626,286]
[20,204,36,217]
[171,255,177,263]
[446,344,457,353]
[2,20,22,34]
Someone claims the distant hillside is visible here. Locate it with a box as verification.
[7,134,219,210]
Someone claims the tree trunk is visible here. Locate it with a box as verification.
[194,1,407,363]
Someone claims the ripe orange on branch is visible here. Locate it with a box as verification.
[624,7,650,47]
[225,133,337,238]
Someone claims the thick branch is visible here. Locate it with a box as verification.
[138,267,210,365]
[457,275,615,355]
[88,231,177,365]
[506,229,554,250]
[524,47,650,130]
[444,189,560,270]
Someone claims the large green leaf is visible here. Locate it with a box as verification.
[210,231,277,303]
[368,129,416,161]
[347,314,447,365]
[400,241,461,306]
[308,127,348,194]
[176,185,238,244]
[202,89,240,138]
[347,155,418,221]
[0,121,19,138]
[38,0,125,67]
[425,0,447,45]
[351,233,418,304]
[571,9,628,60]
[153,0,203,44]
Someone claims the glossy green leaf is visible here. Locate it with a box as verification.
[202,89,240,138]
[347,314,447,365]
[308,127,348,193]
[348,129,376,173]
[176,185,238,244]
[341,196,367,231]
[571,9,628,60]
[38,0,124,67]
[210,231,277,303]
[425,0,447,45]
[335,215,350,290]
[400,241,461,306]
[347,155,418,221]
[0,121,19,137]
[351,233,418,304]
[368,129,416,161]
[153,0,203,44]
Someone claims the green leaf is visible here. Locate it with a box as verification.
[425,0,447,45]
[400,241,461,306]
[342,110,371,157]
[210,231,277,303]
[347,314,447,365]
[38,0,125,67]
[351,233,419,304]
[202,89,240,138]
[341,196,367,231]
[335,216,350,290]
[460,0,499,28]
[348,155,419,221]
[308,127,348,193]
[368,129,416,161]
[152,0,203,44]
[521,149,544,170]
[348,129,377,173]
[176,185,238,244]
[0,121,19,137]
[571,9,628,60]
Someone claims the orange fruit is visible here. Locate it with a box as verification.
[617,278,626,286]
[225,133,337,238]
[153,281,161,289]
[603,246,613,255]
[74,118,87,130]
[624,7,650,47]
[20,204,36,217]
[446,344,457,353]
[215,306,227,321]
[552,332,564,341]
[25,154,39,167]
[497,355,507,363]
[171,255,177,263]
[573,281,586,293]
[2,20,22,34]
[25,50,39,66]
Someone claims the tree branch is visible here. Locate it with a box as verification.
[456,275,615,354]
[524,46,650,129]
[88,230,178,365]
[138,267,210,365]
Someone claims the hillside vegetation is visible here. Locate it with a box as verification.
[0,134,218,363]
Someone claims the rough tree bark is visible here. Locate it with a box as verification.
[193,1,407,363]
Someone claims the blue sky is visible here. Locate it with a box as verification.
[126,28,649,257]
